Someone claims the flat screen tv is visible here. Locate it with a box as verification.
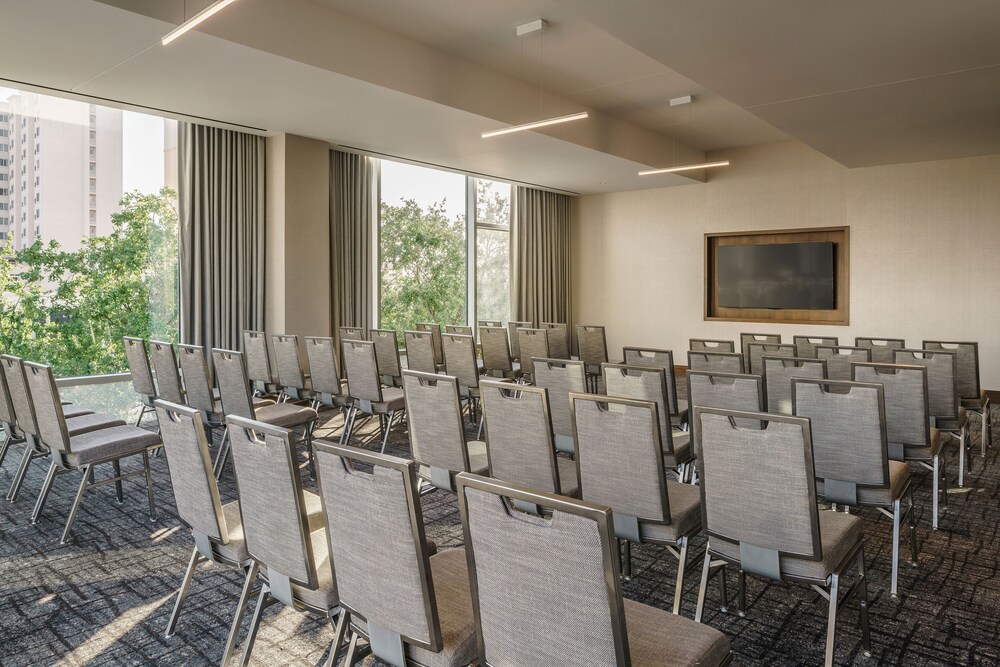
[716,242,835,310]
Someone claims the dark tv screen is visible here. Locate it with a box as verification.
[717,242,835,310]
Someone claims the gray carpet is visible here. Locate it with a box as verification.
[0,397,997,666]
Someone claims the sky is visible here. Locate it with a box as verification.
[380,158,466,221]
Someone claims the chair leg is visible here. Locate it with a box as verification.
[908,485,919,565]
[890,498,901,598]
[60,464,93,545]
[737,569,747,617]
[622,539,632,580]
[342,631,361,666]
[695,552,714,623]
[857,545,872,657]
[323,610,350,667]
[31,461,59,523]
[165,546,204,638]
[239,586,270,667]
[340,406,357,446]
[214,432,231,481]
[7,445,35,502]
[221,561,259,667]
[143,450,157,522]
[672,537,688,615]
[112,459,124,504]
[957,427,966,488]
[718,563,729,613]
[0,431,12,469]
[380,411,396,454]
[931,455,940,530]
[824,572,840,667]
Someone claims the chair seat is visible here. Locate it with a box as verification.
[406,548,479,667]
[65,425,161,467]
[711,510,863,582]
[623,598,731,666]
[817,460,910,507]
[215,492,327,565]
[637,481,702,544]
[663,435,692,469]
[417,441,489,486]
[555,455,580,497]
[936,407,967,432]
[254,402,318,428]
[961,390,989,411]
[259,524,339,612]
[62,405,95,419]
[895,428,942,461]
[373,387,406,413]
[66,412,126,436]
[671,399,689,426]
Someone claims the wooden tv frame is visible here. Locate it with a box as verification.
[705,226,849,325]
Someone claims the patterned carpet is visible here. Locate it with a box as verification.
[0,393,997,666]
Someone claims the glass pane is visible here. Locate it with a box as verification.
[476,227,510,324]
[59,378,143,423]
[379,160,467,334]
[475,178,510,227]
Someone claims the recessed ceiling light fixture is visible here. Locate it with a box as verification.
[482,112,589,138]
[162,0,241,46]
[638,160,730,175]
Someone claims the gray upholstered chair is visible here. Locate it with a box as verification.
[242,330,277,397]
[855,337,905,364]
[416,322,445,368]
[541,322,570,360]
[622,347,687,429]
[271,333,313,401]
[603,363,693,482]
[25,361,160,544]
[815,345,871,382]
[313,442,478,667]
[792,335,839,359]
[341,340,405,453]
[445,324,474,339]
[403,330,439,375]
[746,342,795,376]
[371,329,403,388]
[693,407,871,667]
[442,333,483,433]
[479,380,578,504]
[304,336,351,412]
[762,356,827,414]
[507,320,532,362]
[687,350,745,375]
[792,378,917,597]
[740,332,781,367]
[456,473,732,666]
[924,340,991,458]
[401,370,487,492]
[533,358,587,454]
[479,326,520,380]
[689,339,736,353]
[0,361,27,497]
[339,326,367,378]
[685,370,765,457]
[576,325,609,392]
[477,319,502,329]
[225,415,346,667]
[149,340,185,405]
[894,348,969,486]
[853,362,946,530]
[571,393,702,615]
[124,336,158,427]
[517,328,550,384]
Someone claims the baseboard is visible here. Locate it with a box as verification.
[987,389,1000,403]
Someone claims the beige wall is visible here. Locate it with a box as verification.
[573,140,1000,387]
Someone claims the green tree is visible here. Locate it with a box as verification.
[474,180,511,323]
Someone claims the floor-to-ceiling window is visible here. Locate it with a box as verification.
[473,178,511,325]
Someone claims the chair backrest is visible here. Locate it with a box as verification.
[416,322,444,365]
[576,325,608,367]
[763,356,827,414]
[686,371,765,434]
[696,407,822,576]
[479,381,563,494]
[342,339,384,404]
[571,393,669,528]
[403,330,438,375]
[211,349,256,420]
[23,362,71,455]
[371,329,403,383]
[227,416,322,599]
[155,401,231,547]
[621,347,681,417]
[480,326,513,374]
[339,326,366,342]
[740,332,781,365]
[893,349,959,420]
[533,358,587,452]
[0,358,16,431]
[314,443,441,656]
[855,337,905,364]
[401,371,470,481]
[792,335,839,359]
[689,339,736,353]
[923,340,981,401]
[442,333,480,390]
[478,320,502,329]
[457,473,629,667]
[149,340,184,404]
[746,342,796,375]
[242,330,274,387]
[124,336,156,398]
[177,344,216,414]
[517,328,549,377]
[271,334,308,391]
[304,336,343,396]
[687,350,745,374]
[852,363,931,452]
[507,321,532,361]
[602,364,677,454]
[815,345,871,382]
[541,322,570,359]
[2,355,39,438]
[445,324,474,342]
[792,379,890,497]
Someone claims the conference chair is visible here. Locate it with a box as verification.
[792,378,917,597]
[507,320,532,362]
[576,325,609,391]
[371,329,403,388]
[746,341,796,376]
[0,365,25,471]
[792,335,839,359]
[401,370,488,492]
[693,407,871,667]
[924,340,992,457]
[149,340,185,405]
[685,370,765,457]
[445,324,474,340]
[403,330,439,375]
[338,326,366,377]
[415,322,445,368]
[855,337,905,364]
[479,326,521,380]
[479,380,578,505]
[762,356,827,414]
[456,473,732,666]
[340,340,405,453]
[517,328,550,384]
[477,319,502,329]
[124,336,158,427]
[271,333,313,401]
[303,336,351,412]
[689,339,736,353]
[313,442,478,667]
[687,351,745,375]
[622,347,687,429]
[25,361,160,544]
[740,332,781,366]
[571,393,702,615]
[442,333,483,433]
[815,345,871,382]
[541,322,570,360]
[533,358,587,454]
[242,330,277,397]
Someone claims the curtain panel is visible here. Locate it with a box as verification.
[330,150,376,346]
[178,122,266,352]
[511,186,573,327]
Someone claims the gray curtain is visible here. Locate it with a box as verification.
[511,186,572,326]
[178,122,265,352]
[330,150,375,344]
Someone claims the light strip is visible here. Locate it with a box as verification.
[482,111,589,138]
[162,0,241,45]
[638,160,730,175]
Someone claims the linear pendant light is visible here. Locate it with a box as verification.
[638,160,730,176]
[482,111,589,138]
[162,0,241,45]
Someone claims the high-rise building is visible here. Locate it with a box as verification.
[0,91,122,251]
